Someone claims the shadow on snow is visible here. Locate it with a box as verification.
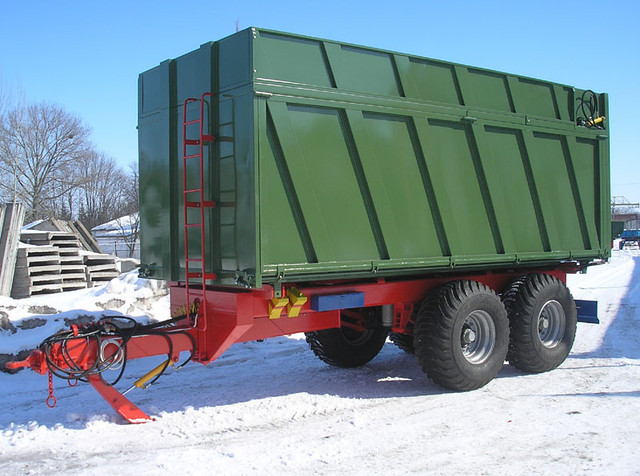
[572,256,640,360]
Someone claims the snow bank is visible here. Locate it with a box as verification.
[0,271,169,354]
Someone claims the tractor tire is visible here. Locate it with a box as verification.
[503,274,577,373]
[305,308,389,368]
[414,280,509,391]
[390,332,415,354]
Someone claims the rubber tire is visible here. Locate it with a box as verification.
[503,274,577,373]
[390,332,415,354]
[305,309,389,368]
[414,280,509,391]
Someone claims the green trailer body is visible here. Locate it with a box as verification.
[138,27,610,288]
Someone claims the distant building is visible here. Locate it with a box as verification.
[611,196,639,229]
[92,213,140,259]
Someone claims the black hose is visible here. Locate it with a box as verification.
[579,90,603,129]
[39,311,197,390]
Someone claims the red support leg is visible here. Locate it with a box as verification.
[88,375,153,424]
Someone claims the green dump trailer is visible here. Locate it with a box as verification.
[7,28,610,423]
[139,28,610,288]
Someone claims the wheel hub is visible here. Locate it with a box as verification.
[460,310,496,364]
[537,300,566,348]
[462,328,477,344]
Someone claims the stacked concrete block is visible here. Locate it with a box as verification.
[84,253,119,287]
[11,245,63,298]
[20,230,88,292]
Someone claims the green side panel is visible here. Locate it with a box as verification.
[138,61,178,279]
[218,31,252,91]
[354,111,442,258]
[399,57,462,105]
[139,30,256,284]
[478,126,546,253]
[525,132,586,251]
[417,118,496,256]
[253,32,333,88]
[571,137,601,248]
[218,96,239,272]
[324,43,402,97]
[460,68,514,112]
[258,102,309,266]
[512,78,558,119]
[265,101,379,263]
[225,91,256,283]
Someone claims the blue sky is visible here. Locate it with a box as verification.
[1,1,638,203]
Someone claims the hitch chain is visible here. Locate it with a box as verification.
[46,371,57,408]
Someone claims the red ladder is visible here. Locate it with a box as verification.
[182,92,216,326]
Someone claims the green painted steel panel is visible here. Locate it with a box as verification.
[138,27,610,287]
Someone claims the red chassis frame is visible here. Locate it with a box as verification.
[8,266,574,423]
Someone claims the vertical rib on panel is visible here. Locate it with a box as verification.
[264,104,317,264]
[567,137,601,250]
[523,132,585,252]
[516,130,551,252]
[466,123,505,254]
[417,118,496,257]
[340,110,389,260]
[406,117,450,257]
[351,111,443,259]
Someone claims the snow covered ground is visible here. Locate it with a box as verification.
[1,250,639,475]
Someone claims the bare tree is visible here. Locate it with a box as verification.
[0,75,24,203]
[77,151,128,229]
[0,102,92,221]
[114,163,140,258]
[0,74,24,120]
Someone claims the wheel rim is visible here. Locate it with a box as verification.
[341,327,374,346]
[460,310,496,364]
[537,300,565,348]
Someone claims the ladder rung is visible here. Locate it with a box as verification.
[183,94,216,293]
[186,273,215,280]
[186,201,216,208]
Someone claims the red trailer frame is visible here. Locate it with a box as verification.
[8,265,577,423]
